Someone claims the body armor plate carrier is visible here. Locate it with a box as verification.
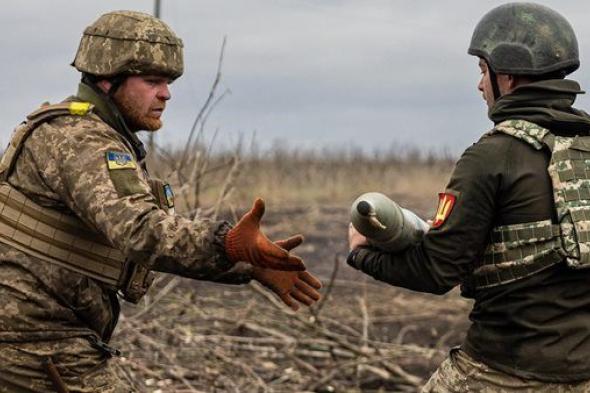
[469,119,590,290]
[0,102,166,303]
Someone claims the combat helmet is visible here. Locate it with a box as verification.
[72,10,184,80]
[468,2,579,77]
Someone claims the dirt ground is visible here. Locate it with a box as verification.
[113,188,473,392]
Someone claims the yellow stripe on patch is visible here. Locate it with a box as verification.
[69,102,91,116]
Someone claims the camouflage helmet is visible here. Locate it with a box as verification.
[468,3,579,76]
[73,10,184,80]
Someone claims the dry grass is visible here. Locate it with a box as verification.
[234,151,454,209]
[150,148,455,218]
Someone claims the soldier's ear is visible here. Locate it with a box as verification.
[509,75,522,91]
[95,80,112,95]
[497,74,519,95]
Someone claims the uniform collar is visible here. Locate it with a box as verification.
[488,79,590,135]
[76,82,147,160]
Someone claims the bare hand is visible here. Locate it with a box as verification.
[348,223,368,251]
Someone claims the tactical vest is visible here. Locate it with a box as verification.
[0,102,172,303]
[469,119,590,290]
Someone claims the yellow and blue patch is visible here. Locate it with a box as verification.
[106,151,137,170]
[163,184,175,208]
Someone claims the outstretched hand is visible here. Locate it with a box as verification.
[225,198,306,271]
[253,236,322,311]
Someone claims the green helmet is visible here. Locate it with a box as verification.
[468,2,579,76]
[72,10,184,80]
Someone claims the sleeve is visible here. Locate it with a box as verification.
[207,262,253,285]
[30,116,235,280]
[347,137,503,294]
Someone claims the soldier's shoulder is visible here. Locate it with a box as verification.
[465,131,515,158]
[450,132,517,177]
[31,104,122,145]
[43,108,112,134]
[479,128,545,156]
[457,130,543,178]
[477,130,517,146]
[22,106,131,162]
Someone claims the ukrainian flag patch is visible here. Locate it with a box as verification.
[163,184,175,208]
[106,151,137,170]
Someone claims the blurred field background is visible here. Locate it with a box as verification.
[110,137,474,392]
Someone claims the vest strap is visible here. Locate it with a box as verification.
[471,219,563,289]
[0,102,94,182]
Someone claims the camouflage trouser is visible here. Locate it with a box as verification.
[0,337,133,393]
[421,348,590,393]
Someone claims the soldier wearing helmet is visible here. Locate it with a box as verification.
[348,3,590,391]
[0,10,321,392]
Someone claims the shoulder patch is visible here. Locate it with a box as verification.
[432,192,457,229]
[68,102,92,116]
[106,151,137,170]
[164,184,175,209]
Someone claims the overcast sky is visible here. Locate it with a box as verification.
[2,1,590,155]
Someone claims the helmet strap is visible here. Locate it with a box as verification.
[487,65,502,102]
[107,75,127,97]
[81,73,98,86]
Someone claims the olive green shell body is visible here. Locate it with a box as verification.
[351,192,428,252]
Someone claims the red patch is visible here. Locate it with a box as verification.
[432,193,456,229]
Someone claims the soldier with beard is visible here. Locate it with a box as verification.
[0,11,321,392]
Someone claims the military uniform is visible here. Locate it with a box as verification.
[0,81,251,392]
[421,348,590,393]
[347,3,590,391]
[348,80,590,390]
[350,78,590,391]
[0,9,323,392]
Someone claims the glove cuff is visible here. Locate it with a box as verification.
[214,221,238,266]
[211,262,254,285]
[224,227,248,263]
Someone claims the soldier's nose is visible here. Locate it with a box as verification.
[157,84,171,101]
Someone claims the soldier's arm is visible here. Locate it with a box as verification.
[31,116,235,280]
[207,262,253,284]
[348,137,503,294]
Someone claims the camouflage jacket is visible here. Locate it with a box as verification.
[0,82,249,343]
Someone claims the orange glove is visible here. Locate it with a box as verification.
[253,236,322,311]
[225,198,306,271]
